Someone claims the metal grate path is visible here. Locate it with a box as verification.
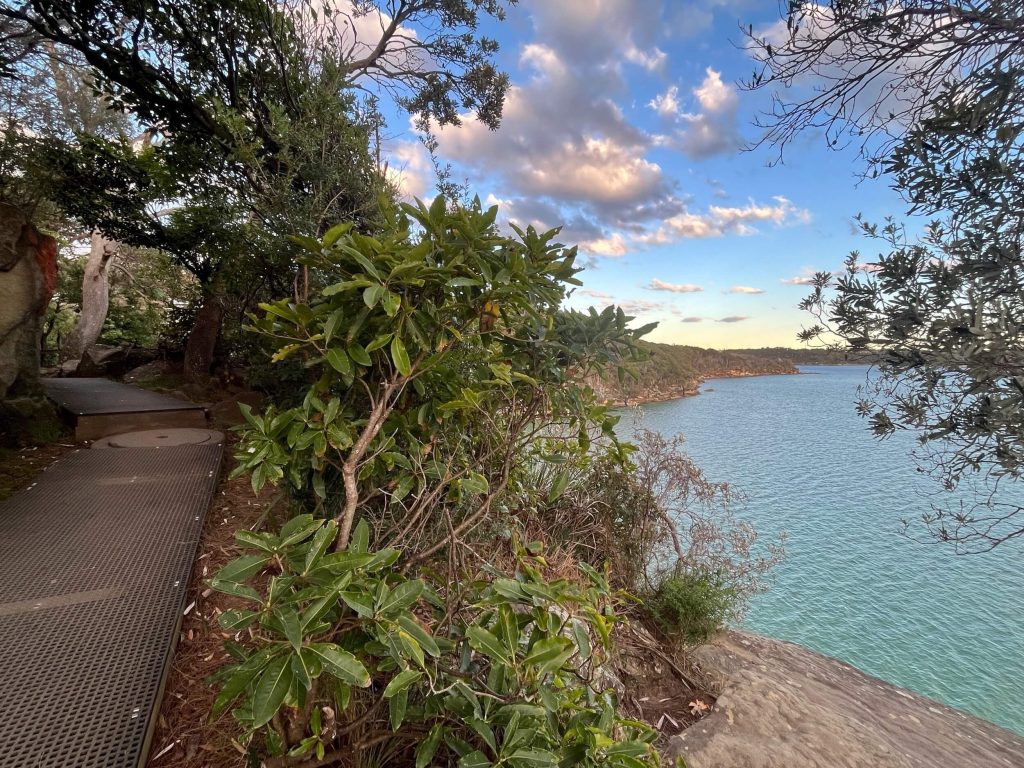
[0,444,223,768]
[42,378,205,416]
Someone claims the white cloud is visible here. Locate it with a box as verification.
[781,275,815,285]
[676,69,741,158]
[384,140,433,200]
[728,285,765,294]
[619,299,667,315]
[640,196,810,243]
[580,232,629,257]
[647,278,704,293]
[649,86,680,117]
[578,289,613,299]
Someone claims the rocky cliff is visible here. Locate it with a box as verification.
[667,631,1024,768]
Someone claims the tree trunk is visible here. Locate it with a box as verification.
[65,231,118,360]
[183,290,224,382]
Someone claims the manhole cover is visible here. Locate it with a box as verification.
[91,428,224,449]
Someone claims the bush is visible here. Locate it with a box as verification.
[208,517,661,768]
[644,568,738,645]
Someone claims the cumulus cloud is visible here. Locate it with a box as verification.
[640,196,810,243]
[384,139,433,200]
[728,285,765,294]
[647,278,704,293]
[649,85,681,117]
[651,68,742,159]
[718,315,751,323]
[781,276,815,285]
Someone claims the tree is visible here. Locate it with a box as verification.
[747,1,1024,551]
[0,0,516,379]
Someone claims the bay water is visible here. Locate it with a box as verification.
[619,365,1024,735]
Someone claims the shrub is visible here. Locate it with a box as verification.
[644,568,738,645]
[208,517,661,768]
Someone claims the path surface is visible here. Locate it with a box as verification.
[44,378,207,440]
[668,631,1024,768]
[0,380,223,768]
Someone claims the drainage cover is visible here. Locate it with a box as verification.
[91,428,224,449]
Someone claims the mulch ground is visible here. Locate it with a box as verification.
[146,445,286,768]
[0,440,80,501]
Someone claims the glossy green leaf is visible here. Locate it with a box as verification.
[251,655,293,727]
[307,643,370,687]
[391,335,412,377]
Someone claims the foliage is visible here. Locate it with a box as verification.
[209,517,661,768]
[548,429,783,618]
[232,198,650,553]
[749,1,1024,551]
[644,567,738,646]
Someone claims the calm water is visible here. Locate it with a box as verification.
[619,365,1024,735]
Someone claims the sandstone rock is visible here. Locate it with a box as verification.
[0,203,57,400]
[666,631,1024,768]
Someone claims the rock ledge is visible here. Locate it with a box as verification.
[667,631,1024,768]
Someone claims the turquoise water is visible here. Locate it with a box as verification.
[620,365,1024,735]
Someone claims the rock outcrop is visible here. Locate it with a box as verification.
[667,631,1024,768]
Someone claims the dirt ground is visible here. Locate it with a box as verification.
[0,440,79,501]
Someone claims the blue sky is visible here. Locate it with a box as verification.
[376,1,909,348]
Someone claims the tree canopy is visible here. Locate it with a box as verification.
[749,0,1024,551]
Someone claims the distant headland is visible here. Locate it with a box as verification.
[593,343,870,405]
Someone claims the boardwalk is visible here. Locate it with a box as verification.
[0,380,223,768]
[44,378,207,440]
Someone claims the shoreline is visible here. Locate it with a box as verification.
[604,368,801,407]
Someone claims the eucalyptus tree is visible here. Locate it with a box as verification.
[747,1,1024,551]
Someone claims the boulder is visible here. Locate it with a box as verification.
[666,631,1024,768]
[75,344,158,379]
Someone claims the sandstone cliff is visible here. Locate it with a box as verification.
[668,631,1024,768]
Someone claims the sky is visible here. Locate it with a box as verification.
[375,0,910,349]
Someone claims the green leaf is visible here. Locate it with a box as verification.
[209,579,262,603]
[339,590,374,617]
[391,335,412,377]
[376,579,424,618]
[219,609,259,631]
[326,347,352,376]
[251,655,293,727]
[381,290,401,317]
[523,637,573,675]
[365,333,393,352]
[466,626,514,666]
[363,284,384,309]
[215,555,270,583]
[507,749,557,768]
[324,309,344,343]
[210,662,263,720]
[275,607,302,652]
[307,643,371,687]
[458,750,491,768]
[389,687,409,730]
[415,724,444,768]
[547,471,570,503]
[383,668,421,698]
[347,342,372,366]
[350,519,370,553]
[396,614,441,657]
[304,521,338,574]
[572,620,592,661]
[322,222,352,247]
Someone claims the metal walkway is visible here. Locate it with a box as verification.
[43,378,207,440]
[0,443,223,768]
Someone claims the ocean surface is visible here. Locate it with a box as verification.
[618,365,1024,735]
